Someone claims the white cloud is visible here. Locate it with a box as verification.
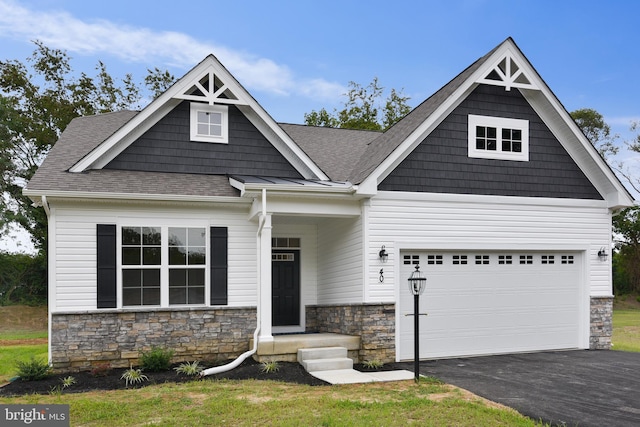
[606,116,640,127]
[0,0,345,100]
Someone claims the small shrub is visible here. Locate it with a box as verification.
[362,359,384,370]
[90,362,112,377]
[15,356,51,381]
[260,361,280,374]
[174,361,203,376]
[140,347,174,372]
[49,376,76,395]
[120,367,148,388]
[636,296,640,303]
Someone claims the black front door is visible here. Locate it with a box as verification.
[272,249,300,326]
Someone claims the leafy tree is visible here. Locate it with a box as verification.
[304,77,410,131]
[0,251,47,305]
[612,206,640,294]
[570,108,618,159]
[0,41,175,254]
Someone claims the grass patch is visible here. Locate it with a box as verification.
[0,379,541,426]
[0,330,47,341]
[612,309,640,352]
[0,344,48,383]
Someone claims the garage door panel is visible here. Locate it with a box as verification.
[399,252,581,360]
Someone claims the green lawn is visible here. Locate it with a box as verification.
[0,331,47,341]
[0,379,541,426]
[0,344,48,383]
[1,307,637,425]
[612,309,640,352]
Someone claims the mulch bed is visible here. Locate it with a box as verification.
[0,359,332,396]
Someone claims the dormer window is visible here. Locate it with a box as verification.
[190,103,228,143]
[468,114,529,161]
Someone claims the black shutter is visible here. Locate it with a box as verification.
[96,224,117,308]
[210,227,228,305]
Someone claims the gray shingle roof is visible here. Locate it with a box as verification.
[279,124,380,181]
[26,40,503,197]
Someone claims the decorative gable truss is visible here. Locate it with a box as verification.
[174,69,244,105]
[476,51,539,91]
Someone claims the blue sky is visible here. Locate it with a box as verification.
[1,0,639,251]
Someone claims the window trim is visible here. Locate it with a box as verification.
[468,114,529,161]
[190,103,229,143]
[117,224,210,308]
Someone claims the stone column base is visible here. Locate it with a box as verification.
[590,296,613,350]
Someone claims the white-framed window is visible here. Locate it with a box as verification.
[468,114,529,161]
[475,255,490,265]
[121,225,208,307]
[452,255,468,265]
[403,255,420,265]
[168,227,206,305]
[190,103,228,143]
[427,254,443,265]
[122,226,162,306]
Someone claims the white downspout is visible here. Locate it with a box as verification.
[201,189,268,376]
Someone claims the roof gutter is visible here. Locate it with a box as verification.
[23,189,248,205]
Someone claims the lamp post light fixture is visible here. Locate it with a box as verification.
[407,264,426,383]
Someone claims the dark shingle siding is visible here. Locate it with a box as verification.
[105,102,302,178]
[379,84,603,200]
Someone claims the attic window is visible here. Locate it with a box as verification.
[190,103,228,143]
[468,114,529,161]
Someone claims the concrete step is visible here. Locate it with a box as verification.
[301,357,354,372]
[297,347,347,364]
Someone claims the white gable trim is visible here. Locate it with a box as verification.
[69,56,328,181]
[357,39,634,210]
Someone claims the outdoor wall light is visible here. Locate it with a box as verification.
[597,247,608,261]
[379,245,389,262]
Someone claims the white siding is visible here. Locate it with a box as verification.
[316,216,364,304]
[367,192,612,302]
[50,199,256,312]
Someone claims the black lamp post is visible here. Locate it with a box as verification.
[407,264,426,383]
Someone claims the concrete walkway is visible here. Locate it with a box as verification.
[309,368,415,384]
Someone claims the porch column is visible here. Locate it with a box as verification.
[258,212,273,342]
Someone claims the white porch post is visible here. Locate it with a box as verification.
[258,205,273,342]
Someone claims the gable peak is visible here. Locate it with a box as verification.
[476,48,538,91]
[172,57,247,106]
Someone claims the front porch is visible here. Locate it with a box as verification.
[251,333,360,362]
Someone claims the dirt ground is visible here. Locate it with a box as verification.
[0,305,48,332]
[613,294,640,310]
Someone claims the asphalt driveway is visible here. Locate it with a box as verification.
[397,350,640,427]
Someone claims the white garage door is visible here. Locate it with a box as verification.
[398,251,582,360]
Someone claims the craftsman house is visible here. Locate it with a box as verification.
[25,38,633,370]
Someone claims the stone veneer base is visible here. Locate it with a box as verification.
[50,306,256,371]
[590,296,613,350]
[306,303,396,363]
[50,297,612,370]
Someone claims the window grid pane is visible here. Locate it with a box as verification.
[197,111,223,137]
[122,226,206,308]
